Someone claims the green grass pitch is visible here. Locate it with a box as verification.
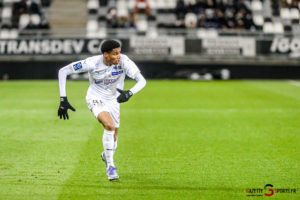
[0,80,299,200]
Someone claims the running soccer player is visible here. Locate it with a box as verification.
[57,39,146,181]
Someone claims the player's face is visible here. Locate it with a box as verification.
[106,47,121,66]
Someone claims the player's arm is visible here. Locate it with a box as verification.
[58,59,93,120]
[117,73,146,103]
[117,56,146,103]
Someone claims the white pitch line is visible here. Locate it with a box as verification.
[289,80,300,87]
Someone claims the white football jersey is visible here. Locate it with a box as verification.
[69,54,140,100]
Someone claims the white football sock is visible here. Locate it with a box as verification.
[113,138,118,155]
[102,129,115,168]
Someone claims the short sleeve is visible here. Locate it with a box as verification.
[122,55,140,79]
[70,56,97,73]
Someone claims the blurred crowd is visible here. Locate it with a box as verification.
[105,0,150,29]
[281,0,300,8]
[1,0,52,30]
[102,0,255,30]
[106,7,136,28]
[174,0,254,29]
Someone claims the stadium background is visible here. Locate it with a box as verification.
[0,0,299,79]
[0,0,299,200]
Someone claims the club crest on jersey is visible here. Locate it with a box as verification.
[112,65,123,76]
[73,62,82,71]
[113,65,121,70]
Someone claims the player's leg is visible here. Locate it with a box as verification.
[86,96,118,180]
[103,99,120,157]
[97,112,119,180]
[97,111,115,131]
[113,128,118,155]
[97,111,115,168]
[101,127,118,166]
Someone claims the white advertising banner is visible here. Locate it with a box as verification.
[130,36,185,56]
[202,37,256,57]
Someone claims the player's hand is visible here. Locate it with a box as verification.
[58,97,76,120]
[117,89,133,103]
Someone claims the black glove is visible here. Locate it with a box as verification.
[58,97,76,120]
[117,89,133,103]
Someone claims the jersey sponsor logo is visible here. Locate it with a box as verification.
[73,62,82,71]
[112,70,123,76]
[104,79,118,85]
[94,78,118,85]
[94,79,103,84]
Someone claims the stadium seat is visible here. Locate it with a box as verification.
[273,22,284,33]
[197,28,218,38]
[184,0,196,5]
[251,0,263,11]
[108,0,117,8]
[98,27,107,38]
[31,14,41,25]
[164,0,172,9]
[148,0,156,9]
[87,19,98,33]
[2,6,12,20]
[128,0,136,10]
[0,28,18,38]
[263,0,272,18]
[117,0,128,17]
[146,26,158,38]
[87,23,106,38]
[88,0,99,14]
[136,14,148,32]
[88,0,99,9]
[253,14,264,26]
[292,24,300,34]
[290,8,300,19]
[280,8,290,19]
[168,0,176,9]
[0,29,9,38]
[10,28,18,38]
[19,14,30,29]
[286,0,292,4]
[100,4,110,15]
[263,22,274,33]
[98,19,107,34]
[3,0,12,5]
[156,0,166,9]
[157,13,176,27]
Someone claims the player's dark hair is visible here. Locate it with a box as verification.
[100,39,121,54]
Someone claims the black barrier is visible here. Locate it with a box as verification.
[1,60,300,79]
[256,37,300,58]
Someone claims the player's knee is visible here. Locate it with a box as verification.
[104,123,115,131]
